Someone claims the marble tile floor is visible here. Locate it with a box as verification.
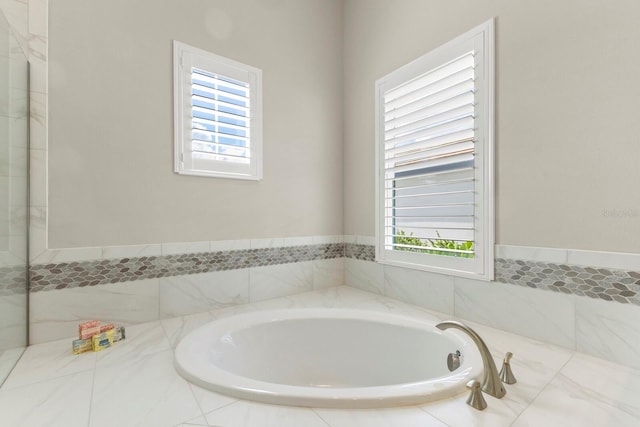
[1,286,640,427]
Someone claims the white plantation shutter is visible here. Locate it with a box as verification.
[190,70,251,167]
[174,41,263,180]
[375,20,495,280]
[384,52,476,253]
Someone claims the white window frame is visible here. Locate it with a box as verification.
[173,41,263,180]
[374,19,495,281]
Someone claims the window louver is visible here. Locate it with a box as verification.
[190,69,251,165]
[383,52,476,256]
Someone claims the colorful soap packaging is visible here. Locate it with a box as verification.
[100,323,115,333]
[72,338,92,355]
[112,326,126,342]
[72,320,126,354]
[91,329,115,352]
[78,320,100,340]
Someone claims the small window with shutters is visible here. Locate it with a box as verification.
[173,41,263,180]
[375,19,495,280]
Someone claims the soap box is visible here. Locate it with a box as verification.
[99,323,115,333]
[72,338,92,355]
[79,320,100,340]
[91,329,115,352]
[112,326,126,342]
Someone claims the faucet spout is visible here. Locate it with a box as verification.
[436,320,506,399]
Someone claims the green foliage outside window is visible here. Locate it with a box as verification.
[394,230,474,258]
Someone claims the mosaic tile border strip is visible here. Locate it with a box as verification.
[29,243,344,293]
[344,243,375,261]
[343,244,640,305]
[0,265,28,296]
[495,258,640,305]
[27,240,640,306]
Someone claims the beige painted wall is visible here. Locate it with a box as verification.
[48,0,343,248]
[344,0,640,253]
[48,0,640,253]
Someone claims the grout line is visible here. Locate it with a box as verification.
[158,316,176,351]
[310,408,335,427]
[185,383,209,423]
[418,405,452,426]
[0,347,28,390]
[157,277,162,325]
[573,294,578,352]
[452,276,457,318]
[0,364,95,393]
[381,264,388,296]
[248,267,253,303]
[86,352,98,426]
[507,353,575,426]
[200,399,238,421]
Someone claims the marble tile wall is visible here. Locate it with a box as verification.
[345,241,640,306]
[0,2,28,267]
[343,237,640,370]
[0,263,25,295]
[27,236,640,358]
[0,0,27,54]
[29,243,344,293]
[0,0,29,361]
[496,258,640,305]
[29,278,161,344]
[23,0,47,266]
[29,259,346,343]
[29,237,346,343]
[0,293,27,350]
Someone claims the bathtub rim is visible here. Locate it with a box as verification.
[174,308,483,408]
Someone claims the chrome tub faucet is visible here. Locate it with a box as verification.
[436,320,507,399]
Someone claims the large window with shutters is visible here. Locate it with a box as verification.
[375,20,494,280]
[173,41,263,180]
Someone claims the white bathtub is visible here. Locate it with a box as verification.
[174,309,482,408]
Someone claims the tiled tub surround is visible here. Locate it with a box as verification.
[0,263,27,296]
[342,242,640,306]
[2,286,640,427]
[29,243,344,293]
[495,258,640,305]
[0,266,27,383]
[343,240,640,370]
[344,242,375,261]
[0,264,27,352]
[27,237,640,369]
[29,238,346,344]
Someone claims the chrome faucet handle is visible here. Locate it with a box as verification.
[436,320,506,398]
[447,350,461,371]
[499,352,517,384]
[466,380,487,410]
